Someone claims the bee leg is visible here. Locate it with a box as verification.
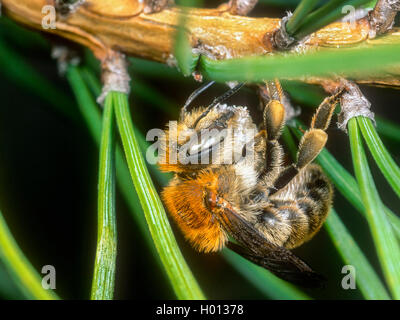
[297,91,342,167]
[310,91,342,130]
[258,80,286,182]
[270,92,341,193]
[261,100,285,180]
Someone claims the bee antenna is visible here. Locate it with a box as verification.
[192,82,245,127]
[208,82,245,109]
[180,81,216,120]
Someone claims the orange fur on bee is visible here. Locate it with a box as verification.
[161,170,227,253]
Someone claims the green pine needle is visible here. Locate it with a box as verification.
[90,93,117,300]
[67,66,196,298]
[348,118,400,299]
[66,65,162,278]
[325,209,390,299]
[200,43,400,82]
[286,0,320,35]
[0,210,59,300]
[113,92,205,300]
[293,0,371,39]
[357,117,400,199]
[174,9,199,77]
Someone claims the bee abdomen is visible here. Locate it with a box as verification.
[284,165,333,247]
[258,165,333,248]
[256,204,309,248]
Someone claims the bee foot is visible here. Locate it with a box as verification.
[297,129,327,169]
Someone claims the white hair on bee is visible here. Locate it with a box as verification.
[234,160,258,189]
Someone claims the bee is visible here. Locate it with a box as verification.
[159,80,341,287]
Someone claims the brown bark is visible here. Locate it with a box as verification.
[2,0,400,87]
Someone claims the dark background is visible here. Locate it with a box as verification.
[0,1,399,299]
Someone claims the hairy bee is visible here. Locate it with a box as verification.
[159,80,341,287]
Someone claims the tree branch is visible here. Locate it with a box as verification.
[2,0,400,87]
